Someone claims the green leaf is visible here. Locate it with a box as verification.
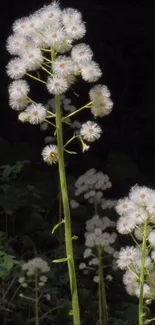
[69,310,73,316]
[51,219,65,234]
[52,256,70,263]
[72,235,78,240]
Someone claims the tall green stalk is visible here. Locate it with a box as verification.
[98,246,108,325]
[55,94,81,325]
[139,220,148,325]
[35,274,39,325]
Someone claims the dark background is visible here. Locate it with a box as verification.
[1,0,155,194]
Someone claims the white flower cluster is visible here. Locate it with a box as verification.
[22,257,50,275]
[73,168,112,204]
[79,214,116,283]
[116,185,155,299]
[19,257,50,288]
[116,185,155,234]
[7,1,113,122]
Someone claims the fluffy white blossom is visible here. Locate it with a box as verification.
[6,34,33,56]
[21,48,43,71]
[117,246,138,270]
[70,199,80,209]
[44,28,66,48]
[47,76,68,94]
[80,121,102,142]
[64,22,86,40]
[6,58,26,79]
[22,257,50,275]
[89,84,113,117]
[71,43,93,65]
[42,144,58,165]
[8,79,29,110]
[129,185,154,206]
[116,216,136,234]
[52,55,74,77]
[62,8,82,26]
[25,103,46,124]
[81,61,102,83]
[148,230,155,247]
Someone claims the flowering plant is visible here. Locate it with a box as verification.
[6,1,113,324]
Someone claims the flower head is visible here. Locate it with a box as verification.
[71,43,93,65]
[25,103,46,124]
[80,121,102,142]
[81,61,102,83]
[47,76,68,94]
[42,144,58,165]
[89,84,113,117]
[6,58,26,79]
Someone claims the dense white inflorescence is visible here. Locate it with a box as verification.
[116,185,155,299]
[6,1,114,164]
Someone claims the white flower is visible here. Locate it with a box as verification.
[6,58,26,79]
[106,275,113,281]
[52,55,74,77]
[42,144,58,165]
[44,136,55,144]
[13,17,31,36]
[39,3,62,25]
[8,79,30,110]
[148,230,155,247]
[71,43,93,65]
[40,122,49,131]
[70,200,80,209]
[25,103,46,124]
[21,48,43,71]
[122,270,138,286]
[132,207,148,225]
[83,248,92,258]
[81,61,102,83]
[21,283,28,288]
[89,84,113,117]
[151,250,155,260]
[116,216,136,234]
[89,258,99,265]
[79,262,86,270]
[62,8,82,26]
[135,283,151,298]
[134,228,143,241]
[40,275,47,283]
[8,80,30,99]
[55,39,73,54]
[22,257,50,275]
[80,121,102,142]
[125,282,139,296]
[47,76,68,95]
[6,34,32,56]
[18,277,25,284]
[93,275,99,283]
[115,198,136,216]
[18,111,29,122]
[44,28,66,48]
[129,185,153,206]
[117,246,138,270]
[65,22,86,40]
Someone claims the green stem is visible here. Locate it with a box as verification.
[45,119,56,128]
[25,73,46,84]
[55,94,81,325]
[98,246,108,325]
[64,135,79,148]
[62,101,94,122]
[35,274,39,325]
[139,220,148,325]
